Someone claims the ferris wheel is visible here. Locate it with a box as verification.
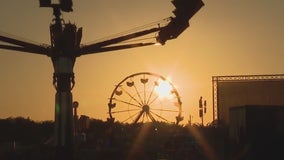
[108,72,183,124]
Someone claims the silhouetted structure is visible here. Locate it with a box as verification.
[0,117,231,160]
[199,96,207,126]
[78,115,90,132]
[212,74,284,125]
[73,101,79,137]
[229,105,284,159]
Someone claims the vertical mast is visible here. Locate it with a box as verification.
[48,3,78,159]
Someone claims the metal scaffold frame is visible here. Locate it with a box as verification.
[212,74,284,122]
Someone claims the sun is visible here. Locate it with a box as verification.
[154,79,173,99]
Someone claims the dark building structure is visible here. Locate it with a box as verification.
[212,74,284,125]
[78,115,90,132]
[229,105,284,159]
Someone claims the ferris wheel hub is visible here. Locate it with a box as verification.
[142,105,150,113]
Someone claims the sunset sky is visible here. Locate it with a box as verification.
[0,0,283,124]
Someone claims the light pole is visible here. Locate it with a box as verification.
[199,96,206,126]
[73,101,79,138]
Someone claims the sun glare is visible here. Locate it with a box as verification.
[155,79,173,99]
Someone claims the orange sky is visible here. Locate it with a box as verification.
[0,0,284,124]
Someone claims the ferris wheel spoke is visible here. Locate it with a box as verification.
[148,95,159,106]
[133,111,144,123]
[142,112,150,123]
[120,86,143,106]
[146,82,156,105]
[147,114,150,122]
[151,108,180,112]
[112,98,141,108]
[110,108,140,114]
[141,74,149,104]
[147,112,157,123]
[132,82,144,105]
[142,112,145,122]
[150,110,170,123]
[143,81,146,104]
[122,111,141,123]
